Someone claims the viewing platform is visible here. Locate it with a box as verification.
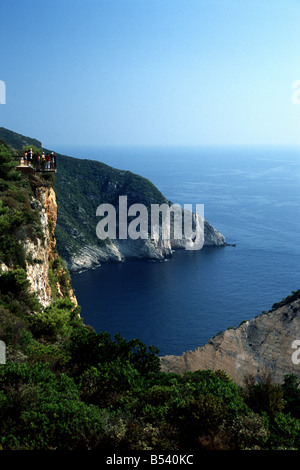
[16,164,57,175]
[14,153,57,174]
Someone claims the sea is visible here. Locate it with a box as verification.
[54,145,300,357]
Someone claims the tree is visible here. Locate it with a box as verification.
[282,374,300,418]
[0,142,16,179]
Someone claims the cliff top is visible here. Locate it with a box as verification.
[0,127,42,152]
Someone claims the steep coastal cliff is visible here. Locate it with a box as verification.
[1,128,300,451]
[0,178,77,309]
[160,291,300,385]
[25,185,77,307]
[64,217,226,273]
[0,127,226,274]
[54,152,226,273]
[0,136,77,321]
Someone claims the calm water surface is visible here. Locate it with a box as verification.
[55,145,300,356]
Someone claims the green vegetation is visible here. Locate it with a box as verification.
[0,141,47,269]
[271,290,300,311]
[0,129,300,450]
[0,127,42,152]
[1,311,300,451]
[54,153,169,263]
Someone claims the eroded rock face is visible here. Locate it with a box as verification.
[25,187,77,307]
[67,237,173,273]
[67,213,226,273]
[160,298,300,385]
[24,188,53,307]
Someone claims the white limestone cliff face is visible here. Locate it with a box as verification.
[66,238,172,273]
[160,297,300,386]
[67,212,226,273]
[25,186,77,307]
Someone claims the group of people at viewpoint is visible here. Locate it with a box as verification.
[23,148,57,171]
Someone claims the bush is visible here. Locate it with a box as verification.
[224,412,269,450]
[181,370,248,417]
[269,412,300,450]
[0,142,16,179]
[0,201,27,268]
[101,412,178,451]
[173,394,228,448]
[282,374,300,418]
[68,330,160,379]
[79,359,141,408]
[28,298,81,342]
[48,257,75,300]
[0,268,42,316]
[0,305,28,349]
[242,373,284,417]
[0,362,104,450]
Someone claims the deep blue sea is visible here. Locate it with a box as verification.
[55,145,300,356]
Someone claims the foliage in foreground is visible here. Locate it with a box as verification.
[1,294,300,451]
[0,141,300,451]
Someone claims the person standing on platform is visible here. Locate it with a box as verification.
[41,152,46,170]
[36,154,41,170]
[46,153,51,170]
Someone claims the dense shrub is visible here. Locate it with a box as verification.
[0,305,28,349]
[67,329,160,378]
[1,141,300,450]
[0,362,104,450]
[28,298,81,342]
[79,359,142,408]
[282,374,300,418]
[0,142,16,179]
[223,412,270,450]
[269,412,300,450]
[0,202,26,268]
[242,373,285,417]
[0,268,41,317]
[48,257,75,301]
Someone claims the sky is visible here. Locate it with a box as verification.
[1,0,300,147]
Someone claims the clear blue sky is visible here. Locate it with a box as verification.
[1,0,300,147]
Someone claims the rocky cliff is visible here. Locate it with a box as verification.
[26,185,77,307]
[66,216,226,273]
[23,186,56,307]
[54,153,226,273]
[0,178,77,309]
[160,293,300,385]
[0,127,226,274]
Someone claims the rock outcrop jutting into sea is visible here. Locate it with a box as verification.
[53,152,226,273]
[0,127,226,274]
[64,215,226,273]
[160,294,300,385]
[0,127,299,389]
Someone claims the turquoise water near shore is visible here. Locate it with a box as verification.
[55,145,300,356]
